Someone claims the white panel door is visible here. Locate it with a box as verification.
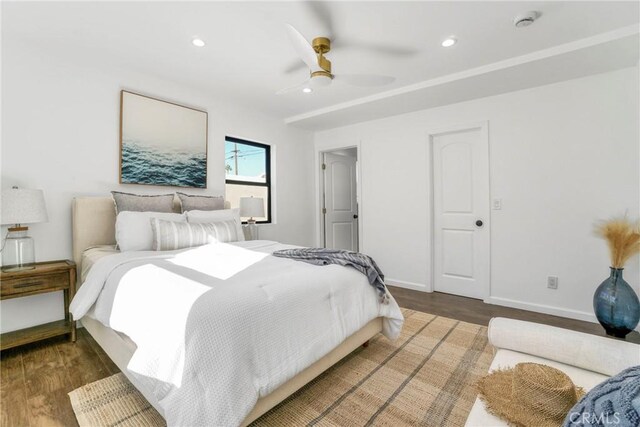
[324,152,358,251]
[432,124,489,299]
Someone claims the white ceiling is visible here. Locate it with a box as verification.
[287,28,639,129]
[3,1,639,127]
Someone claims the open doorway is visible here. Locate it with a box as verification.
[321,148,359,251]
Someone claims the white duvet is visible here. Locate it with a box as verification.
[70,240,404,426]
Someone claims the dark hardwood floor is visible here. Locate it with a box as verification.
[2,288,638,426]
[388,286,640,344]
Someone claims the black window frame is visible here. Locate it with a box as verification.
[224,136,272,224]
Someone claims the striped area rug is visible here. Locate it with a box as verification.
[69,309,493,426]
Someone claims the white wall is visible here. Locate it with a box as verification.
[1,41,315,333]
[316,67,640,324]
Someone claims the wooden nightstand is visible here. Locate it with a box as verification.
[0,260,77,350]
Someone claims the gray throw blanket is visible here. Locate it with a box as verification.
[563,365,640,427]
[272,248,390,304]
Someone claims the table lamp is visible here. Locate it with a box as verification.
[1,187,48,271]
[239,197,265,240]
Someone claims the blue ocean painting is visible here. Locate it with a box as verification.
[121,139,206,188]
[120,91,208,188]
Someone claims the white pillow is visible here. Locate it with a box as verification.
[116,211,186,251]
[186,208,244,241]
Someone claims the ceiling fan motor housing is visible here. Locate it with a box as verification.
[312,37,331,54]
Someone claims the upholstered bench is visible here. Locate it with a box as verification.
[465,318,640,426]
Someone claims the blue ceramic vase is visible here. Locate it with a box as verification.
[593,267,640,338]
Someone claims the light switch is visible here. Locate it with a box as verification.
[492,199,502,210]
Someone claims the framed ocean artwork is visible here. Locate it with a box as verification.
[119,90,208,188]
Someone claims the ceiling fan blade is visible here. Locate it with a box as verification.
[276,79,312,95]
[305,1,336,39]
[285,24,322,73]
[335,74,396,87]
[283,60,307,75]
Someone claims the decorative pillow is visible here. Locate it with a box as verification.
[111,191,174,213]
[186,209,244,241]
[116,211,185,251]
[177,192,224,212]
[563,365,640,426]
[150,219,240,251]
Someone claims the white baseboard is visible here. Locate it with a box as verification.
[384,284,640,333]
[484,296,598,324]
[386,278,430,292]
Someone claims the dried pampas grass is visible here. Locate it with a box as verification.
[595,216,640,268]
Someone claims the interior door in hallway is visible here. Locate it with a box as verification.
[431,123,490,299]
[323,151,358,251]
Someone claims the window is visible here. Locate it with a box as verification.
[225,136,271,223]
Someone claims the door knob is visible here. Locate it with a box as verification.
[353,214,359,219]
[475,219,483,227]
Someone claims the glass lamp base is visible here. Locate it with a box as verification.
[246,220,258,241]
[2,229,36,271]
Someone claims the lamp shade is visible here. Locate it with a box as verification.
[239,197,265,218]
[1,188,48,225]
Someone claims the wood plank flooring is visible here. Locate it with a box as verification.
[387,286,640,344]
[1,329,118,427]
[2,288,638,426]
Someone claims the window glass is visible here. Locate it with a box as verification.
[225,141,267,183]
[224,137,271,223]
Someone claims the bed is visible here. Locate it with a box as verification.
[70,196,403,426]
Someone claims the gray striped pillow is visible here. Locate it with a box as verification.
[150,218,239,251]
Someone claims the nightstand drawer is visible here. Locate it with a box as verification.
[1,272,69,297]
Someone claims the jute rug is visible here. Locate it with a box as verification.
[69,309,493,426]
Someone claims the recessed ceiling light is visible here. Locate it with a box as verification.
[192,38,205,47]
[441,37,457,48]
[302,87,313,94]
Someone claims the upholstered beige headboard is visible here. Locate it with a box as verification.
[72,196,229,273]
[72,197,118,272]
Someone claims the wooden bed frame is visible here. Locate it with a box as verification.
[71,196,383,426]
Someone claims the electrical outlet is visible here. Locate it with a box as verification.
[547,276,558,289]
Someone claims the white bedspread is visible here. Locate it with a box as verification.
[70,240,404,426]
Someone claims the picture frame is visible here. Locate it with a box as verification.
[119,90,208,188]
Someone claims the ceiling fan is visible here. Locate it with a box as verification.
[276,24,398,95]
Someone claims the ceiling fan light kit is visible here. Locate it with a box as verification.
[310,71,333,86]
